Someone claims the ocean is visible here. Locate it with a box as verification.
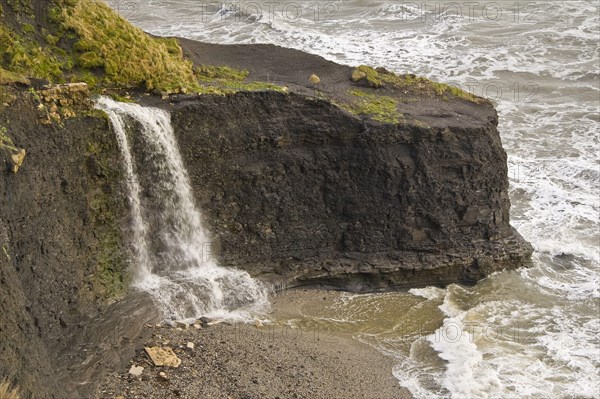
[112,1,599,397]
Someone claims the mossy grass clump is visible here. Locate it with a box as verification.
[73,70,98,88]
[351,65,384,88]
[196,65,249,82]
[61,0,199,93]
[83,108,109,120]
[195,65,287,94]
[351,65,481,103]
[0,25,66,82]
[393,73,479,102]
[342,89,402,124]
[0,66,29,85]
[21,22,34,34]
[0,125,16,151]
[107,92,134,103]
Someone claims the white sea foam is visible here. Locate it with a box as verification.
[409,286,446,301]
[396,291,600,398]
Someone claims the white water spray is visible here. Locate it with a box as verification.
[95,96,269,321]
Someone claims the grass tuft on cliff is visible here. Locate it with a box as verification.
[351,65,481,103]
[196,65,249,82]
[341,89,402,124]
[0,0,199,92]
[0,0,288,95]
[351,65,384,88]
[0,24,66,82]
[61,0,198,92]
[194,65,288,94]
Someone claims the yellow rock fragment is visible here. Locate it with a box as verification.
[11,149,26,173]
[144,346,181,368]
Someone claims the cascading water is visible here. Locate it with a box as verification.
[95,96,269,322]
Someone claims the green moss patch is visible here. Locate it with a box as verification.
[196,65,249,82]
[351,65,384,88]
[0,25,67,82]
[86,134,129,299]
[195,65,287,94]
[0,125,16,151]
[341,89,402,124]
[351,65,481,103]
[391,73,480,102]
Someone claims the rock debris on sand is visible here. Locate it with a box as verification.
[97,291,412,399]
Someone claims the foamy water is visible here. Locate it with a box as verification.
[115,1,599,397]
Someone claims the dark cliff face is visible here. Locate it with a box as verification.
[170,91,532,291]
[0,87,159,398]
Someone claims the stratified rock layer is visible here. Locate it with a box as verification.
[170,91,532,291]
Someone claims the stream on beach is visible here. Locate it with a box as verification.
[108,1,599,397]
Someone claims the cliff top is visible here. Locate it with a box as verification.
[178,39,497,129]
[0,0,495,128]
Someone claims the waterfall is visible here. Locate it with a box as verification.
[95,96,269,321]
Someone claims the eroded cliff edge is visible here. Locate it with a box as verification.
[163,39,532,291]
[169,89,532,291]
[0,70,532,396]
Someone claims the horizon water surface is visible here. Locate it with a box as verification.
[108,1,599,398]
